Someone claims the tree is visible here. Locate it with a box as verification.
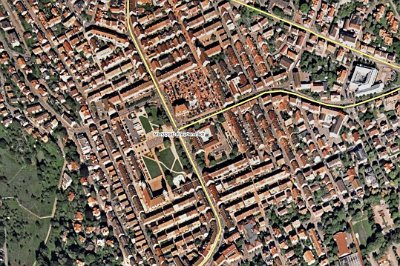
[230,144,239,157]
[166,174,174,187]
[84,252,97,264]
[36,241,50,265]
[53,126,67,139]
[0,138,7,149]
[238,6,258,27]
[64,139,80,162]
[365,232,385,253]
[79,163,89,177]
[138,3,155,12]
[300,3,310,14]
[196,153,206,169]
[163,137,171,148]
[217,113,226,123]
[337,2,362,19]
[272,6,286,17]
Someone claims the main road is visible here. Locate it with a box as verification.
[125,1,223,265]
[177,0,400,130]
[125,0,400,263]
[179,86,400,130]
[231,0,400,70]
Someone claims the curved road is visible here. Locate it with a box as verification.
[179,86,400,130]
[126,0,400,264]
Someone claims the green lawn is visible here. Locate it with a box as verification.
[0,200,50,266]
[172,160,183,175]
[353,218,373,246]
[143,156,162,178]
[145,106,167,125]
[157,148,175,169]
[139,116,152,133]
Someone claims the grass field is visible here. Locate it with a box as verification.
[143,156,162,178]
[353,218,373,246]
[0,122,63,265]
[0,200,51,266]
[0,148,56,216]
[0,124,62,216]
[172,160,183,175]
[139,116,152,133]
[157,148,175,169]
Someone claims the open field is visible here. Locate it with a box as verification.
[0,123,63,265]
[157,148,175,169]
[0,200,51,266]
[0,148,56,216]
[353,218,373,246]
[0,123,62,216]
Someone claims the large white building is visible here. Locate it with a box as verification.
[349,65,384,97]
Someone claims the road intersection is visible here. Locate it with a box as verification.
[126,1,400,264]
[125,1,223,265]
